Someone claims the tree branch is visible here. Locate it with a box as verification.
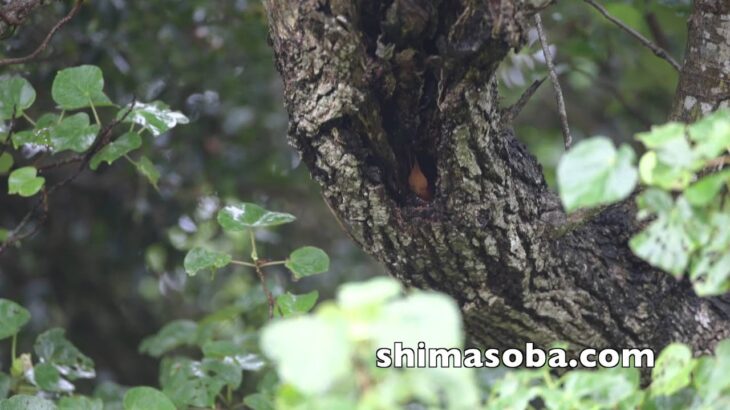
[0,0,83,67]
[265,0,730,357]
[582,0,681,71]
[534,14,572,149]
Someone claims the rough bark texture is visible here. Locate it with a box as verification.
[264,0,730,355]
[671,0,730,121]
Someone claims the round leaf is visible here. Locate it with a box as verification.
[261,316,351,394]
[52,65,112,110]
[32,363,74,393]
[50,113,99,153]
[0,76,36,120]
[276,291,319,317]
[0,299,31,340]
[285,246,329,278]
[118,102,189,136]
[57,396,103,410]
[139,320,198,357]
[132,156,160,188]
[34,328,95,380]
[557,137,638,212]
[90,132,142,170]
[651,343,695,397]
[0,395,56,410]
[123,387,175,410]
[0,153,14,175]
[8,167,45,197]
[217,203,296,231]
[183,247,232,276]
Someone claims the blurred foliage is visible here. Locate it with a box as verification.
[7,277,730,410]
[557,110,730,296]
[0,0,704,395]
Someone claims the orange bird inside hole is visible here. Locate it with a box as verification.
[408,159,432,201]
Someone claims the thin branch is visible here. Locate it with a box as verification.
[35,155,82,171]
[502,76,546,123]
[0,0,83,67]
[534,14,573,150]
[254,262,276,319]
[582,0,681,71]
[705,155,730,170]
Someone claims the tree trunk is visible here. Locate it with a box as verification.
[264,0,730,355]
[671,0,730,121]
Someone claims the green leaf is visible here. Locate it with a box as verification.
[376,292,463,349]
[690,213,730,296]
[684,169,730,207]
[0,153,13,175]
[118,102,189,136]
[557,137,638,212]
[34,328,95,380]
[285,246,330,279]
[636,188,674,218]
[11,113,58,149]
[261,316,351,394]
[630,195,708,276]
[58,396,103,410]
[123,387,175,410]
[200,340,265,371]
[90,132,142,170]
[630,212,692,276]
[0,76,36,120]
[8,166,44,197]
[0,299,30,340]
[139,320,198,357]
[159,357,227,408]
[52,65,112,110]
[651,343,694,397]
[93,381,127,408]
[33,362,74,393]
[201,358,242,388]
[693,339,730,404]
[50,113,100,153]
[132,156,160,188]
[217,203,296,231]
[276,291,319,317]
[636,122,686,148]
[183,247,232,276]
[0,395,56,410]
[0,373,9,400]
[687,109,730,160]
[336,276,403,310]
[559,370,640,408]
[243,393,275,410]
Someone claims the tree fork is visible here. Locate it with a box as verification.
[264,0,730,355]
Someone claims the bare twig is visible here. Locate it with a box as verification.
[254,261,276,319]
[582,0,681,71]
[534,14,572,150]
[502,76,546,123]
[705,155,730,170]
[35,155,82,171]
[0,0,83,67]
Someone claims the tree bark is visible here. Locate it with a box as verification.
[264,0,730,355]
[671,0,730,121]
